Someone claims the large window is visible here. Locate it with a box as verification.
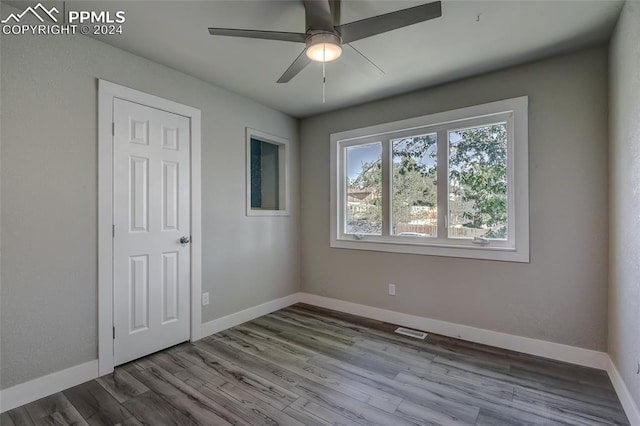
[330,97,529,262]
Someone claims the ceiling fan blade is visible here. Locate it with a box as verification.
[343,44,385,79]
[208,28,306,43]
[336,1,442,44]
[303,0,334,31]
[277,49,312,83]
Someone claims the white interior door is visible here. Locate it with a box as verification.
[113,98,191,366]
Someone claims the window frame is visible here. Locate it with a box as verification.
[330,97,529,262]
[246,127,290,216]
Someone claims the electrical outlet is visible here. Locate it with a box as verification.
[388,283,396,296]
[202,292,210,306]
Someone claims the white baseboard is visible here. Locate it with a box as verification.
[298,293,609,370]
[607,358,640,426]
[200,293,301,338]
[0,360,99,413]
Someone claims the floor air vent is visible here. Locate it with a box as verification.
[394,327,428,339]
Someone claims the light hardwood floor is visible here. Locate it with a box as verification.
[1,304,630,425]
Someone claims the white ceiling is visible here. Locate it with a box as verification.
[53,1,626,117]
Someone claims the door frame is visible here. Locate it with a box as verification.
[97,80,202,375]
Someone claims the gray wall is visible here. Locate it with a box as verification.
[0,4,299,389]
[300,47,609,351]
[609,0,640,406]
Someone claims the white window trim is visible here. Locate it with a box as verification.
[246,127,290,216]
[330,96,529,263]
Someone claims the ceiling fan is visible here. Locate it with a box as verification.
[208,1,442,83]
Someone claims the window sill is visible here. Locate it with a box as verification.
[247,209,289,217]
[331,237,529,263]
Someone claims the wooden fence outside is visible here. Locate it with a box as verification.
[395,223,487,238]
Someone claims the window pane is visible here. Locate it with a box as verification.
[448,123,508,239]
[391,134,437,237]
[345,143,382,235]
[250,138,280,210]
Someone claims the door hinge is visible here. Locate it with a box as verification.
[112,225,115,238]
[113,326,115,339]
[112,122,115,136]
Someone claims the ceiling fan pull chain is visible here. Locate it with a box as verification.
[322,52,326,104]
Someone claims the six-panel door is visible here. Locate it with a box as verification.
[113,99,191,365]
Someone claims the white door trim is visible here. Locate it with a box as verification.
[98,80,202,376]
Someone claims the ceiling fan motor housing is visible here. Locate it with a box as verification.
[305,31,343,62]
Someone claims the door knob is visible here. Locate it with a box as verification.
[179,236,191,244]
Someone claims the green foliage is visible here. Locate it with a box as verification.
[347,135,437,233]
[347,126,507,238]
[391,136,437,226]
[449,124,507,238]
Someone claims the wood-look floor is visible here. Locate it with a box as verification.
[1,304,630,426]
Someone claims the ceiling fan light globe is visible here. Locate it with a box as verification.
[305,33,343,63]
[306,43,342,62]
